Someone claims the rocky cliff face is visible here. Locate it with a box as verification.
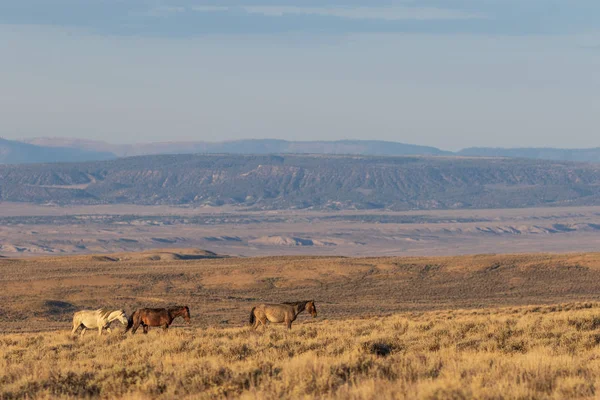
[2,154,600,210]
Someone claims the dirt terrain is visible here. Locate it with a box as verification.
[3,203,600,258]
[3,250,600,334]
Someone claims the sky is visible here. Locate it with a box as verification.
[1,1,599,150]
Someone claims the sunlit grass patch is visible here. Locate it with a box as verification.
[3,303,600,399]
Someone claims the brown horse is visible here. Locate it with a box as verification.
[249,300,317,330]
[126,306,191,334]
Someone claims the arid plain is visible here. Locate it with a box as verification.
[4,204,600,398]
[2,203,600,257]
[4,250,600,333]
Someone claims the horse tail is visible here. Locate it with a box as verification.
[72,313,81,330]
[125,310,137,332]
[249,307,256,325]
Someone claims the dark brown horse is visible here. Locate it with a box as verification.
[126,306,191,334]
[249,300,317,329]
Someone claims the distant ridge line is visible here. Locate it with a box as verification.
[2,152,600,210]
[17,137,600,164]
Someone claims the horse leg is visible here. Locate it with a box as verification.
[251,314,259,330]
[98,326,103,336]
[106,327,112,334]
[143,324,149,334]
[80,327,87,337]
[260,316,268,329]
[162,323,169,331]
[71,324,80,336]
[131,320,140,334]
[286,318,292,330]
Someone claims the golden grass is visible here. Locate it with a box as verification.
[4,303,600,399]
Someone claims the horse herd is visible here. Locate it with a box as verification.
[71,300,318,336]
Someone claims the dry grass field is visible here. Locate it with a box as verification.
[4,250,600,332]
[4,251,600,398]
[3,303,600,399]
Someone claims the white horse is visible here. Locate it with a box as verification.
[72,309,128,336]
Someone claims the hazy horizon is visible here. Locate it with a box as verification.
[1,1,599,151]
[10,136,600,152]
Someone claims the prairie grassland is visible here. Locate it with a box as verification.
[3,303,600,399]
[5,251,600,332]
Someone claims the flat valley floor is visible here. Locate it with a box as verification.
[2,203,600,257]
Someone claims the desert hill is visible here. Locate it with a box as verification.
[3,251,600,332]
[3,153,600,210]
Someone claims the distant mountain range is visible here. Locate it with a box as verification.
[0,137,114,164]
[22,138,449,158]
[2,137,600,164]
[457,147,600,163]
[2,153,600,210]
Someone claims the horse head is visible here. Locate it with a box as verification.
[307,300,317,318]
[183,306,191,324]
[116,310,128,325]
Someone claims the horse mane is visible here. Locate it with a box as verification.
[168,306,188,316]
[282,301,310,307]
[97,308,112,320]
[97,308,123,319]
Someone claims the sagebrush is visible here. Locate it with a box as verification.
[3,303,600,399]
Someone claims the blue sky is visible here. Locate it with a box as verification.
[1,1,599,150]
